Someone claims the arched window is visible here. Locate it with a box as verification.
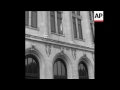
[78,62,88,79]
[25,54,39,79]
[53,58,67,79]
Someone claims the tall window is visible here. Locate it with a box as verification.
[31,11,37,28]
[53,58,67,79]
[57,11,62,34]
[78,62,88,79]
[89,11,94,43]
[25,11,29,26]
[72,11,83,39]
[78,19,83,39]
[73,17,77,38]
[50,11,56,33]
[25,11,37,28]
[50,11,63,35]
[25,54,39,79]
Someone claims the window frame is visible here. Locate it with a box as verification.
[25,11,29,26]
[50,11,56,33]
[25,11,39,30]
[50,11,64,36]
[53,58,67,79]
[89,11,95,43]
[78,62,89,79]
[72,11,83,40]
[25,54,39,79]
[31,11,37,28]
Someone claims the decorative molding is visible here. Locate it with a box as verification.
[25,34,94,53]
[45,44,51,57]
[30,44,35,51]
[60,47,64,55]
[25,26,40,31]
[69,41,75,44]
[83,53,87,58]
[72,49,76,60]
[43,34,48,38]
[66,47,70,50]
[82,53,89,60]
[53,45,61,49]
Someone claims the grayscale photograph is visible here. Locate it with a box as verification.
[25,11,95,79]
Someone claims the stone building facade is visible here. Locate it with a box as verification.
[25,11,95,79]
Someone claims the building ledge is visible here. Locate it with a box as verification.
[25,34,94,52]
[25,26,39,31]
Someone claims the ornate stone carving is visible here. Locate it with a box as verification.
[53,45,61,49]
[66,47,70,50]
[60,47,64,55]
[72,49,76,60]
[83,53,86,57]
[83,53,88,60]
[25,34,94,53]
[45,44,51,57]
[30,44,35,51]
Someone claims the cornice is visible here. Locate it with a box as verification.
[25,34,94,53]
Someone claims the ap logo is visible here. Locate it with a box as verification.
[94,11,104,22]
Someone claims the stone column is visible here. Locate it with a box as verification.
[44,58,53,79]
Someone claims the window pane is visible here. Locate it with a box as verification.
[28,58,32,73]
[79,62,88,79]
[54,60,67,79]
[79,64,83,76]
[84,69,86,76]
[79,69,81,76]
[73,17,77,38]
[62,63,65,76]
[80,64,82,70]
[58,61,61,75]
[32,59,38,74]
[25,11,29,26]
[50,11,56,33]
[79,64,82,76]
[92,11,94,19]
[78,19,83,39]
[31,11,37,28]
[85,70,88,76]
[54,62,57,75]
[83,66,85,76]
[57,12,62,34]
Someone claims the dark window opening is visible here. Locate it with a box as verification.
[72,11,83,39]
[25,11,29,26]
[57,11,62,34]
[25,54,39,79]
[50,11,56,33]
[31,11,37,28]
[54,58,67,79]
[78,61,89,79]
[73,17,77,38]
[78,19,83,39]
